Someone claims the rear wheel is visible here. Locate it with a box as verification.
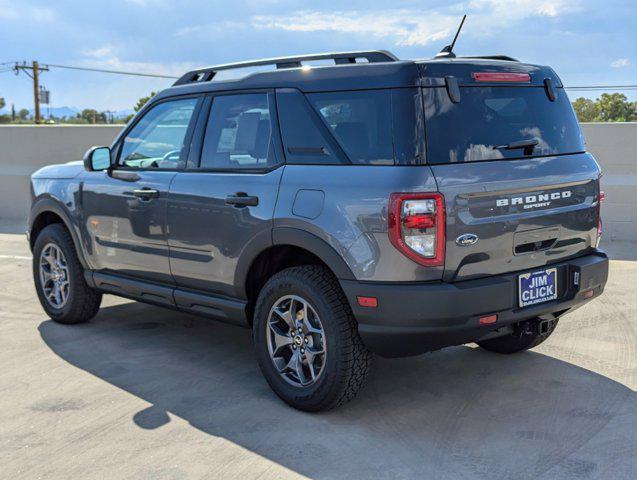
[477,318,559,354]
[253,266,372,411]
[33,224,102,324]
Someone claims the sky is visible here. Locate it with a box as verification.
[1,0,636,113]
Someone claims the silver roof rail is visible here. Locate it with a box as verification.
[173,50,399,86]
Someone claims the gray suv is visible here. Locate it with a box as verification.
[28,50,609,411]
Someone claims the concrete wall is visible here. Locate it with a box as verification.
[581,123,636,241]
[0,125,122,224]
[0,124,635,240]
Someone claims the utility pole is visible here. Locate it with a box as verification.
[13,61,49,124]
[32,61,41,123]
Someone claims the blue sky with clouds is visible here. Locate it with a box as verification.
[1,0,635,112]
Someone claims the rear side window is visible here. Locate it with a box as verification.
[423,87,585,164]
[200,93,278,169]
[308,90,393,165]
[276,89,347,165]
[277,88,422,166]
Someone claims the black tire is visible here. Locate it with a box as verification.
[477,318,559,354]
[32,224,102,324]
[253,265,372,412]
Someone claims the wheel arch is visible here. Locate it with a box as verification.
[29,199,88,269]
[236,227,356,324]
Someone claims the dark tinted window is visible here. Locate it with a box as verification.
[308,90,393,165]
[120,98,198,169]
[276,89,347,165]
[201,93,277,169]
[423,87,585,164]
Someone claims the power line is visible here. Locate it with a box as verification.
[5,60,637,88]
[43,63,179,79]
[5,59,637,98]
[566,86,637,91]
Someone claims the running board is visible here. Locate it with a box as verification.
[87,271,249,327]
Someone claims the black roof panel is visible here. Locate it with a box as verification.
[152,53,560,104]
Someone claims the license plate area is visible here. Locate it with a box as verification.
[518,268,558,308]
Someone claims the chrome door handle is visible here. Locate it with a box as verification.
[133,188,159,199]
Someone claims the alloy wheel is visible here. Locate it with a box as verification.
[266,294,327,387]
[39,242,70,309]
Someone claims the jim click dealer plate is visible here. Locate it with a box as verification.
[518,268,557,308]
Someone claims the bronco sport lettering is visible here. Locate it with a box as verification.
[497,190,573,209]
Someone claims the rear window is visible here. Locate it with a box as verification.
[423,87,585,164]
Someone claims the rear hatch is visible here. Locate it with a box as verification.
[419,60,602,282]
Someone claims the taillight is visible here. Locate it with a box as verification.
[472,72,531,83]
[596,191,604,247]
[388,192,445,266]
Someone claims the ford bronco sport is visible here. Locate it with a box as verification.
[29,49,608,411]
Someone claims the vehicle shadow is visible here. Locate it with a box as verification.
[39,301,635,479]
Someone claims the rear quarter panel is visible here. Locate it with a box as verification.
[274,165,442,281]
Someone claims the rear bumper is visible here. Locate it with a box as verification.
[340,251,609,357]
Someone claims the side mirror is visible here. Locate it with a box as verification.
[83,146,112,172]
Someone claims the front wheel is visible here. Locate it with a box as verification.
[477,318,559,354]
[32,224,102,324]
[253,266,372,411]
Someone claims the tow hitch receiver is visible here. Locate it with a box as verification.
[537,319,551,335]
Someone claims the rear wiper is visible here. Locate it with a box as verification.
[494,138,539,156]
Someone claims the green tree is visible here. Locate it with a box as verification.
[572,97,599,122]
[134,91,157,112]
[18,108,29,120]
[595,93,636,122]
[0,98,9,123]
[80,109,107,124]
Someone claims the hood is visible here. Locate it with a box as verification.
[31,160,85,179]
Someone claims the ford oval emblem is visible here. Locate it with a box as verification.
[456,233,479,246]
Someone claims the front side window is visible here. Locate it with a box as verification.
[119,98,198,169]
[200,93,277,169]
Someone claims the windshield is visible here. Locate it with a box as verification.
[423,87,585,164]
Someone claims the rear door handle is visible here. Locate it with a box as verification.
[225,192,259,207]
[133,188,160,199]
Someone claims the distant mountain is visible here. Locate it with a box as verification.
[28,106,135,119]
[36,106,80,118]
[1,105,135,120]
[112,109,135,119]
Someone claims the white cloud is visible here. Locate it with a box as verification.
[124,0,163,6]
[0,1,18,20]
[0,3,54,22]
[468,0,574,19]
[251,1,578,46]
[30,6,55,22]
[611,58,631,68]
[78,47,197,77]
[175,21,246,37]
[251,10,459,46]
[81,45,115,59]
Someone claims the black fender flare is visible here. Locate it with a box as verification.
[29,198,89,269]
[233,227,356,299]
